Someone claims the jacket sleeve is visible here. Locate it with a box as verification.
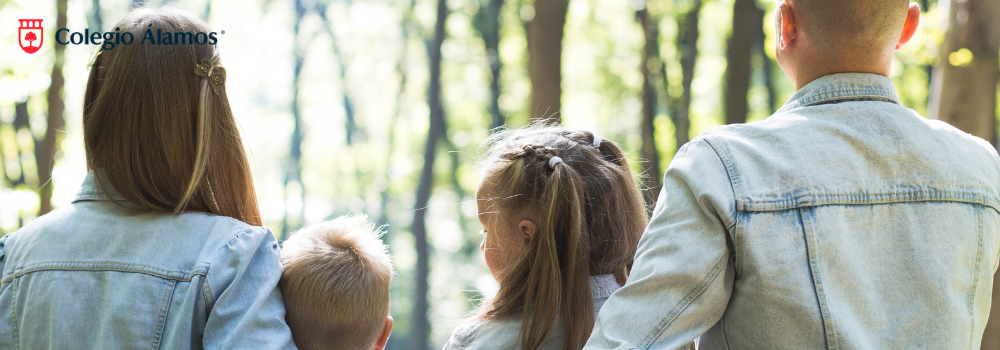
[204,226,297,350]
[585,137,737,350]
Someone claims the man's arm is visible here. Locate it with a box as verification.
[585,137,737,350]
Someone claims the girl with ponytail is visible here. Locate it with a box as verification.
[443,125,649,350]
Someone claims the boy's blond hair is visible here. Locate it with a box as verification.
[279,215,393,350]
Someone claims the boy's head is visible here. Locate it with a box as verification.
[775,0,921,88]
[279,215,394,350]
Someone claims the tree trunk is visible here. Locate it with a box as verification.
[0,111,8,188]
[36,0,67,216]
[921,0,933,96]
[9,102,31,187]
[282,0,309,239]
[526,0,569,123]
[411,0,449,348]
[203,0,212,20]
[927,1,1000,348]
[317,4,360,145]
[474,0,505,129]
[636,5,662,206]
[724,0,761,125]
[928,0,999,145]
[755,8,778,114]
[672,1,701,149]
[89,0,103,32]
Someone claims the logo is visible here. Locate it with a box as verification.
[18,19,43,54]
[53,27,222,51]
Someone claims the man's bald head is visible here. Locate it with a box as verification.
[792,0,909,56]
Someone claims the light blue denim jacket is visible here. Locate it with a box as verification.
[0,172,297,349]
[586,73,1000,350]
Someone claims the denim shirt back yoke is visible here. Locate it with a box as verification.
[0,173,297,350]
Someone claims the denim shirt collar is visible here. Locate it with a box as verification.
[775,73,901,114]
[73,170,126,203]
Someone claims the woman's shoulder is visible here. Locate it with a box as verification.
[443,317,520,350]
[442,315,563,350]
[2,200,274,278]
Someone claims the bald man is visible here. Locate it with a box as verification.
[586,1,1000,349]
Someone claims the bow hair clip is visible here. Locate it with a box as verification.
[194,58,226,95]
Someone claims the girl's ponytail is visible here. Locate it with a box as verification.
[519,154,593,350]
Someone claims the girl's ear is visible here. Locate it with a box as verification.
[518,220,537,242]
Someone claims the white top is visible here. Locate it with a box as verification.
[442,274,623,350]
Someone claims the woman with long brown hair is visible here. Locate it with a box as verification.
[0,8,295,349]
[443,125,649,350]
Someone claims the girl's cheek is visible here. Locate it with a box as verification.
[483,245,502,282]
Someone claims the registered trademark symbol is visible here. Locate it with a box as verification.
[221,30,225,35]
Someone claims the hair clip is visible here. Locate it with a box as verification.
[548,156,563,168]
[592,134,602,148]
[194,58,226,95]
[87,49,102,69]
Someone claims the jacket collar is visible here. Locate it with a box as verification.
[73,170,126,203]
[776,73,901,114]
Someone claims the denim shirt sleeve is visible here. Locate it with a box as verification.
[442,330,468,350]
[204,226,296,350]
[585,137,736,350]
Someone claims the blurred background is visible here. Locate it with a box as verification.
[1,0,998,348]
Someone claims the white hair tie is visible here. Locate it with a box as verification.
[548,156,563,168]
[592,135,602,148]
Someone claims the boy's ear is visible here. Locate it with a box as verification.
[373,316,393,350]
[776,0,798,50]
[518,220,537,242]
[896,3,921,50]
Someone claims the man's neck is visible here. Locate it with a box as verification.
[790,51,893,90]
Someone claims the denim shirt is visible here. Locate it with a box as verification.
[586,73,1000,350]
[0,172,297,349]
[443,274,622,350]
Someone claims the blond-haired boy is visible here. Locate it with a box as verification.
[279,215,394,350]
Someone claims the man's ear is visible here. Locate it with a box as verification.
[776,0,798,50]
[373,316,393,350]
[896,3,921,50]
[518,220,536,242]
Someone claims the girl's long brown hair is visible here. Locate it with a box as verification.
[83,8,261,226]
[477,125,648,350]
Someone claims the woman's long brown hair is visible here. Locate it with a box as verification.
[477,125,648,350]
[83,8,261,226]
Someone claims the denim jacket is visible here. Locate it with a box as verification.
[586,73,1000,350]
[0,172,297,349]
[443,274,623,350]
